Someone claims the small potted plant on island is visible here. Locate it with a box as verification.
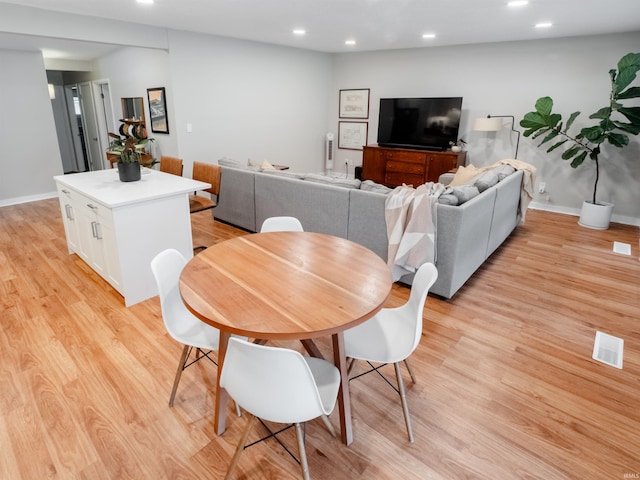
[108,131,154,182]
[520,52,640,229]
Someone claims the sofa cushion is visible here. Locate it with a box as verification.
[218,157,243,168]
[360,180,392,194]
[304,173,361,189]
[495,164,516,181]
[438,193,459,205]
[450,185,480,204]
[473,169,500,192]
[259,169,306,180]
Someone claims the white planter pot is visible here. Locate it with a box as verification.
[578,200,614,230]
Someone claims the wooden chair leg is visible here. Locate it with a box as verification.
[394,362,414,443]
[404,358,416,384]
[320,414,337,437]
[224,413,257,480]
[169,345,191,407]
[294,423,311,480]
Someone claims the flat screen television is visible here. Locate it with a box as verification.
[377,97,463,151]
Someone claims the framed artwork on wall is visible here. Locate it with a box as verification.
[147,87,169,134]
[338,121,368,150]
[339,88,370,119]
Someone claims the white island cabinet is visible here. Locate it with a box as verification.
[55,168,210,306]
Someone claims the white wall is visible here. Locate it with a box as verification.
[330,32,640,223]
[0,50,62,205]
[93,47,178,161]
[168,30,333,177]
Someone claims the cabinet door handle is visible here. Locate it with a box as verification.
[87,203,98,211]
[92,221,103,240]
[65,204,74,220]
[62,189,70,194]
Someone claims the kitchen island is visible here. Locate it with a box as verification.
[54,167,209,306]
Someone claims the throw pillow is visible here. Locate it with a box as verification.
[438,193,459,205]
[260,159,276,170]
[360,180,392,194]
[473,169,500,192]
[450,164,481,186]
[495,164,516,181]
[450,185,480,204]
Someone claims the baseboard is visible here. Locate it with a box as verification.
[0,191,58,207]
[529,201,640,227]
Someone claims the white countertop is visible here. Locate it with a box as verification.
[54,168,210,208]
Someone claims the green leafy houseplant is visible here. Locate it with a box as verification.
[108,132,153,164]
[520,52,640,205]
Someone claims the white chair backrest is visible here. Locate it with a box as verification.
[405,263,438,353]
[260,216,304,233]
[150,249,193,340]
[220,338,328,423]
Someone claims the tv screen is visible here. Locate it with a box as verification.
[377,97,463,151]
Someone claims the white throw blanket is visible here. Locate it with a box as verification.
[385,182,445,282]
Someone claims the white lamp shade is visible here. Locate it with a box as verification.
[473,117,503,131]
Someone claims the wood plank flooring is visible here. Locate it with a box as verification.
[1,198,639,479]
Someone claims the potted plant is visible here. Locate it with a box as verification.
[108,132,154,182]
[519,52,640,229]
[449,138,467,152]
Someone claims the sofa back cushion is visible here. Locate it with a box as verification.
[216,166,257,231]
[254,173,350,238]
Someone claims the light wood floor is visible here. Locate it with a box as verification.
[1,199,639,479]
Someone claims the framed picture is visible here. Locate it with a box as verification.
[339,88,370,119]
[338,121,368,150]
[147,87,169,134]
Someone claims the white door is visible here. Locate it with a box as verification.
[78,82,103,171]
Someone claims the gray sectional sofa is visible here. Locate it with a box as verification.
[214,165,524,299]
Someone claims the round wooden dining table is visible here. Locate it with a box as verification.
[179,231,392,445]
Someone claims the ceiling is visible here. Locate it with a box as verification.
[2,0,640,61]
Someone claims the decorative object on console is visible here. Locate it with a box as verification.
[519,52,640,230]
[473,115,521,159]
[147,87,169,134]
[449,138,467,152]
[339,88,370,119]
[338,121,368,150]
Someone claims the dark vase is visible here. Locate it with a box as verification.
[117,161,141,182]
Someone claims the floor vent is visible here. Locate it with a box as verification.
[592,331,624,369]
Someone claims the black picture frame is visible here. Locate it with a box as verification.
[147,87,169,134]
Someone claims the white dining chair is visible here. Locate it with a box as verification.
[343,262,438,443]
[151,249,243,407]
[220,337,340,480]
[259,216,304,233]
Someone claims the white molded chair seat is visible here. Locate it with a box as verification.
[220,337,340,480]
[151,249,245,407]
[259,216,304,233]
[343,262,438,443]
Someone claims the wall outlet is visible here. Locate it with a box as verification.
[538,182,546,194]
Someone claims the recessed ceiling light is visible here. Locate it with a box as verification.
[535,22,553,28]
[293,29,306,36]
[422,33,436,39]
[137,0,154,4]
[345,39,356,46]
[508,1,528,6]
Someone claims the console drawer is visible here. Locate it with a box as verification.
[386,160,425,175]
